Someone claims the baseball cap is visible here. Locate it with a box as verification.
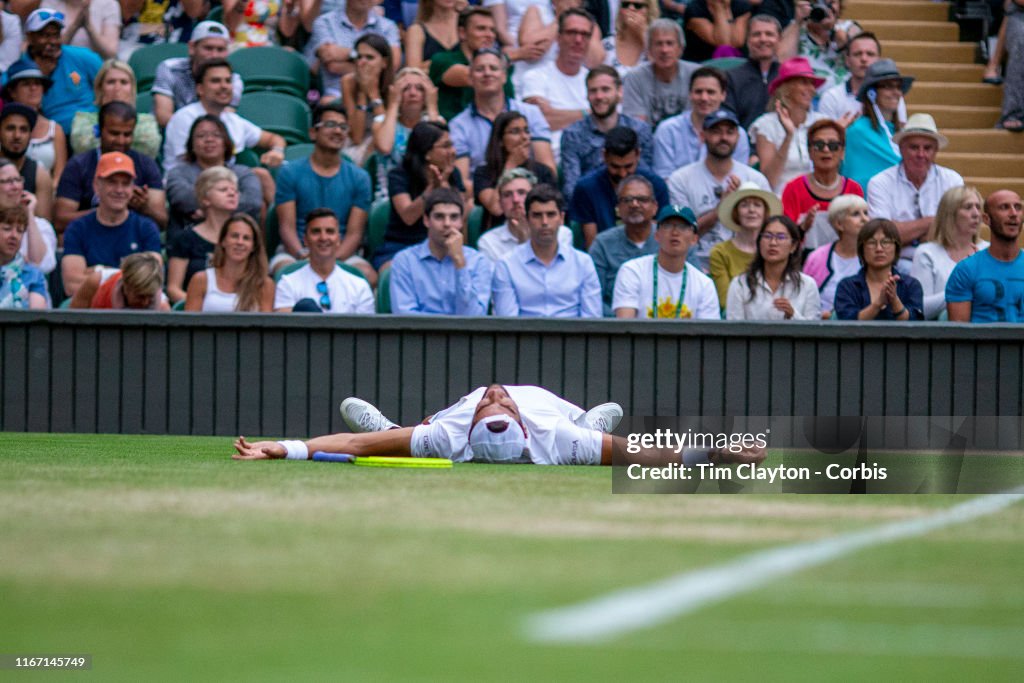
[468,415,528,463]
[191,21,231,43]
[702,108,741,130]
[656,205,697,227]
[95,152,136,179]
[0,102,38,131]
[26,9,65,32]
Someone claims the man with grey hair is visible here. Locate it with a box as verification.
[622,19,700,127]
[476,168,573,262]
[724,14,783,129]
[589,174,660,316]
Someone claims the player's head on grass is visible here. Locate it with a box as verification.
[468,384,528,463]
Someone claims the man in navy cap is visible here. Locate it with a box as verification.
[666,108,773,272]
[0,102,54,220]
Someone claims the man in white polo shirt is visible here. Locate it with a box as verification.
[273,208,374,314]
[866,113,963,266]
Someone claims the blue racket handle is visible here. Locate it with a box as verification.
[312,451,356,463]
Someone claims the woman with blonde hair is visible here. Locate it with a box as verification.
[166,166,241,304]
[602,0,657,76]
[911,186,989,319]
[749,57,829,193]
[70,59,161,158]
[70,252,170,310]
[186,214,274,312]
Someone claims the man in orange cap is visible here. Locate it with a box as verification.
[60,152,161,297]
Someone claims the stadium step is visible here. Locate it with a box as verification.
[859,20,959,43]
[907,104,1001,129]
[966,178,1024,201]
[907,82,1003,108]
[944,129,1024,153]
[844,0,950,22]
[941,153,1021,179]
[844,0,1024,198]
[901,62,984,83]
[884,41,976,64]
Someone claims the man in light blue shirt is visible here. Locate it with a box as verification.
[492,184,602,318]
[652,67,751,177]
[389,188,494,315]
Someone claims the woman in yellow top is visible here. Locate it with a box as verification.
[709,182,781,308]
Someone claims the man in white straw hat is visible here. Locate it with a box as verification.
[865,112,963,267]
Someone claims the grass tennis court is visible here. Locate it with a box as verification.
[3,433,1023,680]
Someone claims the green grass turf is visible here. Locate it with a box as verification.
[2,433,1023,681]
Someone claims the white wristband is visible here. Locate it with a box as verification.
[279,440,309,460]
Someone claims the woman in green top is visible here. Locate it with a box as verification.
[69,59,161,159]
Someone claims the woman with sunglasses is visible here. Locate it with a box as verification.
[185,213,274,312]
[781,119,863,251]
[834,218,923,320]
[602,0,656,76]
[726,215,819,320]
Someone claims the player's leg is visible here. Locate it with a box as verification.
[340,397,399,432]
[575,403,623,433]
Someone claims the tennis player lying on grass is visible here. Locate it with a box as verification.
[233,384,766,466]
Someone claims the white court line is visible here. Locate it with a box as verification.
[525,489,1024,644]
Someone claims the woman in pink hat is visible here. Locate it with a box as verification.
[748,56,829,194]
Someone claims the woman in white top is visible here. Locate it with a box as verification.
[186,214,274,312]
[911,185,989,320]
[0,159,57,275]
[727,215,820,320]
[601,0,656,76]
[749,57,827,193]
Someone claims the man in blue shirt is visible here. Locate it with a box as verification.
[559,65,654,199]
[389,188,493,315]
[449,47,554,190]
[61,152,162,297]
[568,126,669,248]
[947,190,1024,323]
[273,101,374,283]
[7,10,102,135]
[493,184,602,318]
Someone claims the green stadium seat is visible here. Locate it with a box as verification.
[285,143,315,163]
[366,198,390,262]
[376,267,391,313]
[235,148,261,168]
[206,5,223,23]
[172,300,185,311]
[466,205,484,248]
[273,259,369,283]
[701,56,746,71]
[236,92,311,145]
[136,90,153,115]
[228,46,311,100]
[264,205,280,257]
[569,220,585,250]
[129,43,188,92]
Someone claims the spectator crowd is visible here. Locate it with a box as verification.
[0,0,1021,323]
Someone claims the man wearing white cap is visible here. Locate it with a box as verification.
[36,0,122,59]
[866,113,963,266]
[4,9,103,134]
[232,384,766,467]
[151,20,245,128]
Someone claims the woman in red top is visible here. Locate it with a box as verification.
[70,252,170,310]
[781,119,863,252]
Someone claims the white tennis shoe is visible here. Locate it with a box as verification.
[577,403,623,433]
[340,397,398,433]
